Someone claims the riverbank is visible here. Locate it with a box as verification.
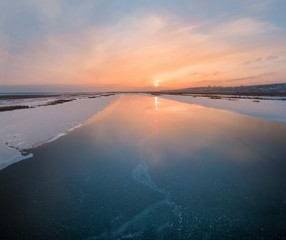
[0,95,117,170]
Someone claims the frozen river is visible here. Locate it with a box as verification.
[0,95,286,239]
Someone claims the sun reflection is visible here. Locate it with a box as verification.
[154,96,158,111]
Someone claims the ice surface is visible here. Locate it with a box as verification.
[0,95,117,170]
[162,95,286,123]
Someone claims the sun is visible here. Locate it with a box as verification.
[154,82,159,87]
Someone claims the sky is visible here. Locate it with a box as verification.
[0,0,286,91]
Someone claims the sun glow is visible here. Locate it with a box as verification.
[154,83,159,87]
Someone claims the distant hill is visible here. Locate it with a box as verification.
[161,83,286,96]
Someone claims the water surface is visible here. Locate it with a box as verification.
[0,95,286,239]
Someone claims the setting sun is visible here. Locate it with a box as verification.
[1,1,286,238]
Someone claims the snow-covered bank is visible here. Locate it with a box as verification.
[0,95,117,170]
[161,95,286,123]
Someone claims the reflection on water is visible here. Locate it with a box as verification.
[0,95,286,240]
[155,96,158,111]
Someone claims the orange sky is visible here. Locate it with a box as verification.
[0,1,286,91]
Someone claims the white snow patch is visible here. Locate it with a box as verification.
[0,95,117,170]
[161,95,286,123]
[0,97,52,107]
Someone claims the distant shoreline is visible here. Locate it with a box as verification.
[0,83,286,102]
[151,91,286,97]
[1,83,286,98]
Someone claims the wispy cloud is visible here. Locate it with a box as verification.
[243,55,280,65]
[0,0,285,90]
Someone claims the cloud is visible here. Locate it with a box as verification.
[0,1,286,90]
[243,55,280,65]
[212,17,281,37]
